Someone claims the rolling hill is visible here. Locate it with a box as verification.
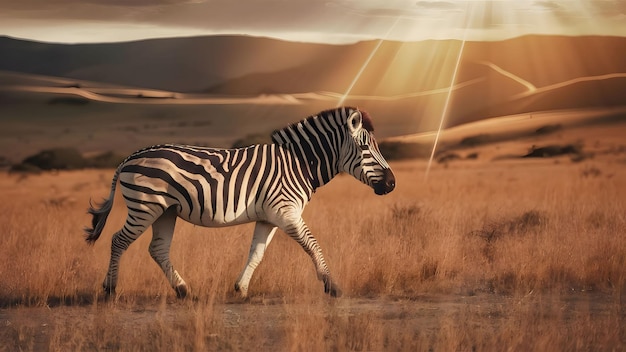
[1,34,625,132]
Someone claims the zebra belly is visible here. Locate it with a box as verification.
[179,208,264,228]
[176,196,266,227]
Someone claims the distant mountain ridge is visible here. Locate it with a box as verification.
[1,35,624,92]
[1,34,625,128]
[0,35,345,92]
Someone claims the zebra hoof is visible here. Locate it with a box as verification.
[175,284,188,299]
[103,284,116,298]
[324,280,342,298]
[234,283,249,299]
[328,285,342,298]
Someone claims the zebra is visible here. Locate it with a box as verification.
[85,106,396,298]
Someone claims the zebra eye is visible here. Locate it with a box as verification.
[348,111,363,133]
[351,118,360,130]
[359,145,369,151]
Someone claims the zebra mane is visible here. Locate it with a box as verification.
[360,110,375,132]
[271,107,374,145]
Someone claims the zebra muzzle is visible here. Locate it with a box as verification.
[373,168,396,195]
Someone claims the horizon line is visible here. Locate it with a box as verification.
[2,32,625,46]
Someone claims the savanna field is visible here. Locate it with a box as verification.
[1,15,625,350]
[1,136,625,351]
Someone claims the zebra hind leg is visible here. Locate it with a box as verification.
[103,230,125,297]
[235,221,278,298]
[104,223,152,297]
[149,207,188,299]
[103,202,164,298]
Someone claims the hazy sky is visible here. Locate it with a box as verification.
[1,0,625,43]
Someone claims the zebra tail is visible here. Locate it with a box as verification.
[84,167,120,245]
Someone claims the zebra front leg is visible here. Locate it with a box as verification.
[235,221,278,298]
[279,217,342,297]
[150,207,188,298]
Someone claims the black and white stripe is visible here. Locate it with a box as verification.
[85,106,395,298]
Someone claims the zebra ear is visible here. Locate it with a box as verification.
[347,111,362,135]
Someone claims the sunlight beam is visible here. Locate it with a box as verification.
[424,3,474,182]
[337,18,400,107]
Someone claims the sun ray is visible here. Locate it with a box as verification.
[424,2,476,181]
[337,18,400,107]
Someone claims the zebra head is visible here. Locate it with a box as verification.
[341,108,395,195]
[272,107,395,195]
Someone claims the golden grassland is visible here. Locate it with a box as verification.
[0,153,625,350]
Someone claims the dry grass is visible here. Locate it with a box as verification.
[1,155,625,350]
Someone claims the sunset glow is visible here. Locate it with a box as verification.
[0,1,624,44]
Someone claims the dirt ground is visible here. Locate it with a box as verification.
[1,291,623,351]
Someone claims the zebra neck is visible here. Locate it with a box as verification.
[282,141,338,192]
[272,117,341,191]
